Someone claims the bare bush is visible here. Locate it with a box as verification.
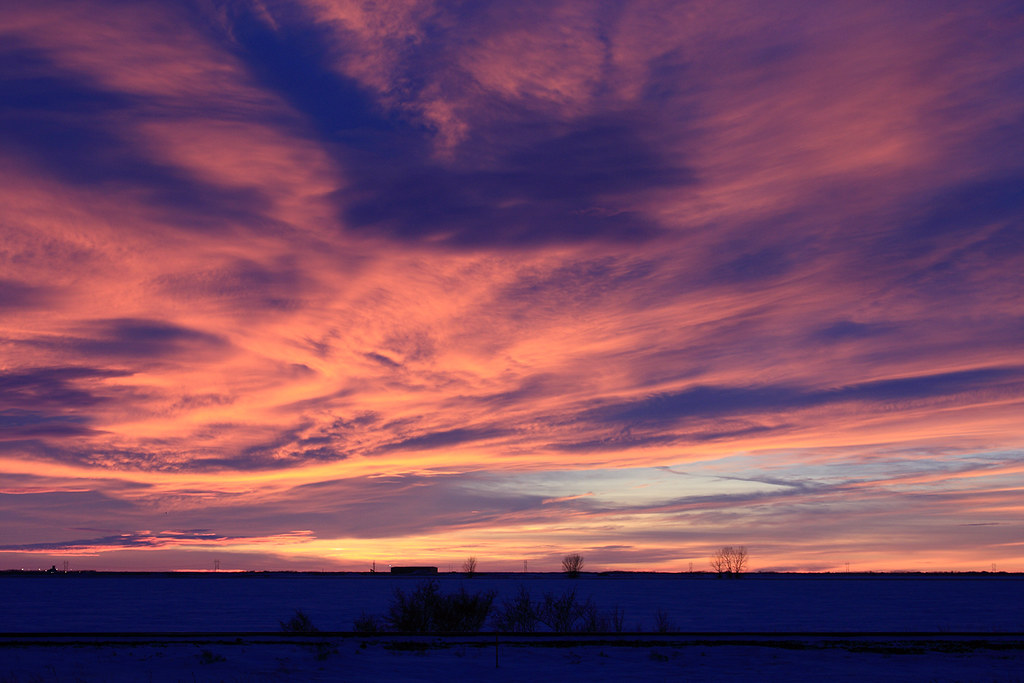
[540,587,586,631]
[607,605,625,633]
[493,585,539,632]
[579,601,625,633]
[386,581,438,632]
[561,552,585,577]
[384,580,496,632]
[492,585,624,633]
[353,612,381,633]
[654,608,675,633]
[711,546,749,577]
[462,556,477,577]
[436,586,495,631]
[280,609,318,633]
[281,609,335,659]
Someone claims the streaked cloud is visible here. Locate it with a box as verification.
[1,0,1022,572]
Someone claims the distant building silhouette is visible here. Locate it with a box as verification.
[390,566,438,575]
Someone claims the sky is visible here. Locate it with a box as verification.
[1,0,1023,573]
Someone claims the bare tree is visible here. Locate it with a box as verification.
[462,556,478,577]
[728,546,748,575]
[711,546,748,577]
[710,547,729,576]
[561,552,584,577]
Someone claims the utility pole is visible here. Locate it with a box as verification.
[214,558,220,572]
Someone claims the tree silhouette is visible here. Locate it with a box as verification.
[562,552,584,577]
[711,546,748,577]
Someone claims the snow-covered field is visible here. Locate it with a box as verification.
[4,633,1024,682]
[2,572,1023,681]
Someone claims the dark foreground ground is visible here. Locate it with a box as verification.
[3,632,1024,682]
[2,572,1023,680]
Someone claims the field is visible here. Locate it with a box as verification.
[2,572,1023,681]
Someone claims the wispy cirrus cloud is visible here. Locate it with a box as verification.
[580,367,1024,429]
[0,0,1022,572]
[0,529,315,556]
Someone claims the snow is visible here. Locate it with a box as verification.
[2,573,1023,680]
[3,572,1023,632]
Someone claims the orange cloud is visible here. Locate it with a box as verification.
[1,0,1022,573]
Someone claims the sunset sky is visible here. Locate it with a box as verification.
[2,0,1023,573]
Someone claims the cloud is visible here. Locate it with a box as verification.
[0,367,133,442]
[65,319,228,360]
[907,174,1024,242]
[233,474,550,540]
[377,426,509,453]
[0,412,98,440]
[0,367,129,408]
[494,257,658,316]
[202,2,693,247]
[155,258,311,313]
[0,528,314,555]
[1,0,1023,571]
[581,367,1024,428]
[0,279,55,310]
[811,321,898,344]
[0,39,275,233]
[340,115,691,246]
[212,1,398,140]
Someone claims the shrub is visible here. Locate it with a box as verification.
[578,600,607,632]
[386,580,438,632]
[281,608,336,660]
[492,586,623,633]
[579,603,625,633]
[493,585,539,632]
[435,586,495,631]
[462,556,478,577]
[384,580,496,633]
[539,587,585,631]
[654,608,675,633]
[280,609,319,633]
[353,612,381,633]
[608,605,625,633]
